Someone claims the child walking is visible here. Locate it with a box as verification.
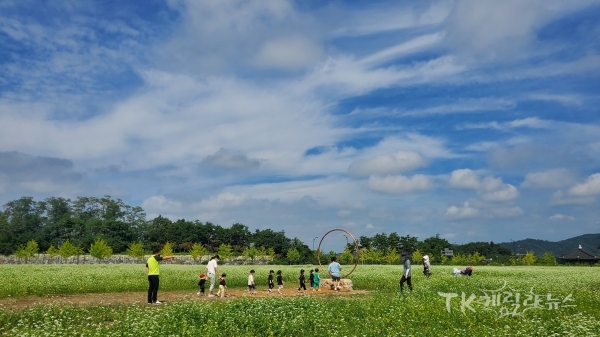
[248,270,256,295]
[309,269,315,291]
[276,270,284,294]
[267,270,275,293]
[297,269,307,294]
[314,268,321,291]
[197,273,206,296]
[216,273,227,298]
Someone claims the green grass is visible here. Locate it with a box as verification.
[1,264,599,336]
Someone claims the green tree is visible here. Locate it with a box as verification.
[418,234,451,263]
[539,252,556,266]
[47,244,59,256]
[399,234,419,254]
[266,247,276,262]
[339,246,354,264]
[286,247,301,265]
[372,233,389,254]
[411,249,423,265]
[522,251,536,265]
[469,251,485,265]
[58,239,83,259]
[440,254,448,265]
[126,241,146,261]
[452,253,467,265]
[15,240,39,261]
[89,238,113,261]
[217,243,233,261]
[246,245,259,262]
[384,247,400,265]
[189,243,208,262]
[161,241,175,257]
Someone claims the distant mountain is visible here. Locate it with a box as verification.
[499,233,600,257]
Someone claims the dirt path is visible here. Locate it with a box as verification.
[0,288,369,310]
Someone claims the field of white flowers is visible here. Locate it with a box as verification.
[1,264,599,336]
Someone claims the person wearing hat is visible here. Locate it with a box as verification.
[205,254,220,297]
[146,248,176,304]
[197,273,207,296]
[422,255,431,278]
[400,252,412,292]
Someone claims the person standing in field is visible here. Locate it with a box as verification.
[314,268,321,291]
[216,273,227,298]
[146,248,175,305]
[400,252,412,292]
[297,269,307,294]
[267,270,275,293]
[205,255,220,297]
[422,255,431,278]
[248,269,256,295]
[309,269,315,291]
[276,270,284,294]
[328,256,342,291]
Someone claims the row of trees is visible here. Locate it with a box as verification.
[0,196,536,265]
[0,196,304,257]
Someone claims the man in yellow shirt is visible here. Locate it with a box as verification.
[146,248,175,304]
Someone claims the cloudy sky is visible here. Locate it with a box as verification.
[1,0,599,248]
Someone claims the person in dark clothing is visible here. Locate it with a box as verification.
[309,269,315,291]
[297,269,307,294]
[267,270,275,293]
[197,273,206,296]
[400,252,412,292]
[277,270,284,294]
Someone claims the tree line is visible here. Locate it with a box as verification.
[1,196,520,265]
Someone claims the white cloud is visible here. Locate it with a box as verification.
[365,223,374,229]
[337,210,351,217]
[460,117,552,131]
[358,33,445,67]
[482,184,519,202]
[491,206,523,218]
[549,213,575,221]
[551,190,595,205]
[526,93,584,106]
[368,174,433,194]
[142,195,182,213]
[445,202,479,219]
[254,35,324,71]
[402,98,515,117]
[197,192,249,210]
[521,169,576,189]
[348,151,428,176]
[333,1,453,36]
[448,168,480,189]
[569,173,600,196]
[448,169,519,202]
[444,0,591,62]
[201,148,261,170]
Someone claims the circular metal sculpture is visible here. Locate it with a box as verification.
[317,228,360,278]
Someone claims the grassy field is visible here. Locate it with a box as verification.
[1,264,599,336]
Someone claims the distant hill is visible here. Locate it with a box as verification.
[499,233,600,257]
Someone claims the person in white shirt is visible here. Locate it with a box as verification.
[247,269,256,295]
[205,255,220,297]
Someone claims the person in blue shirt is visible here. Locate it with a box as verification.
[328,256,342,291]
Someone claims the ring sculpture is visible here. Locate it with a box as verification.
[316,228,360,278]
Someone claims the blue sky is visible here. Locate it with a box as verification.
[1,0,599,249]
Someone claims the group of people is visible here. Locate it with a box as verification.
[146,251,345,304]
[147,249,477,304]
